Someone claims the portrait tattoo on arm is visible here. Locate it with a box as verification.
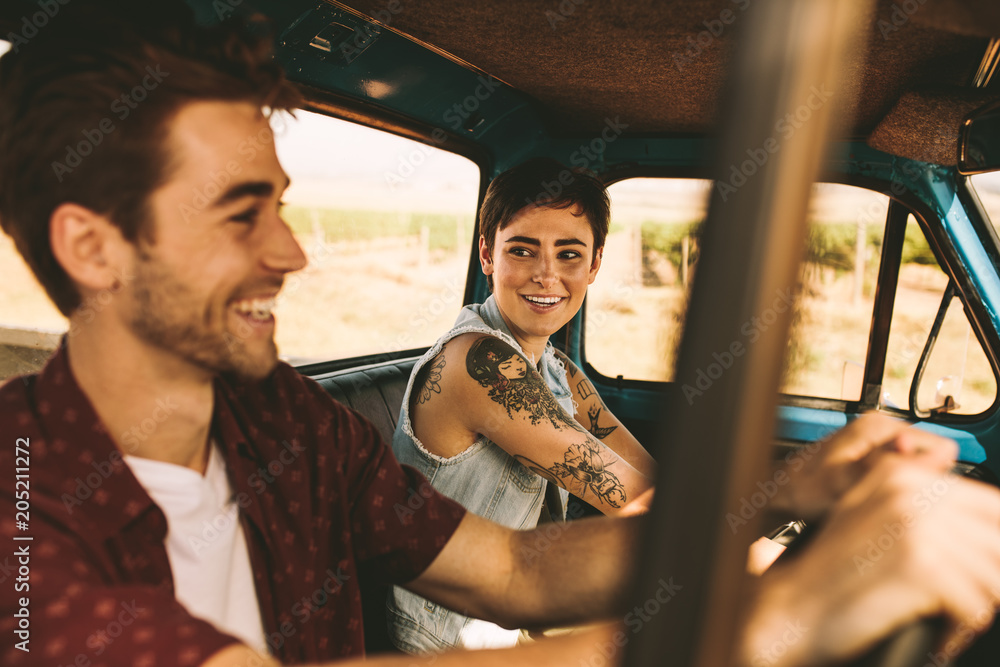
[587,405,618,440]
[466,337,584,432]
[416,352,446,405]
[515,439,627,508]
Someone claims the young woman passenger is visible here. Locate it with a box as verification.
[387,158,657,653]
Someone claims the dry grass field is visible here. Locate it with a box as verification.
[587,229,996,414]
[2,226,996,415]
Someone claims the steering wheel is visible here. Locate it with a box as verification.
[775,462,1000,667]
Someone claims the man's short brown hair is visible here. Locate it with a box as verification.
[0,1,301,315]
[478,158,610,289]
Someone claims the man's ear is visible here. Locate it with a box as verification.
[588,246,603,284]
[49,203,129,293]
[478,235,494,276]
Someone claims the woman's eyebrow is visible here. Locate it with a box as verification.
[503,235,587,247]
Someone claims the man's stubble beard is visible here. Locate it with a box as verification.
[129,250,278,381]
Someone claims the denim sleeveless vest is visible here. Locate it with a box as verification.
[387,295,574,652]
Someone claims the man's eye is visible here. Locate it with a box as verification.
[509,247,531,257]
[560,250,582,260]
[231,208,260,224]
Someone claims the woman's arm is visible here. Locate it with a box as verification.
[411,334,653,515]
[554,349,657,479]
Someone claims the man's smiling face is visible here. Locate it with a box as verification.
[124,101,306,380]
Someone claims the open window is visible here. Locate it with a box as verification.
[0,102,482,382]
[585,177,998,416]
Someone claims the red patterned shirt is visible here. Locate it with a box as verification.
[0,345,466,665]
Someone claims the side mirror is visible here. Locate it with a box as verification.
[958,100,1000,175]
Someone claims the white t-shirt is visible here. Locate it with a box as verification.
[125,444,268,654]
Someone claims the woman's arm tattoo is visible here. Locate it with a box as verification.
[466,337,585,432]
[416,352,446,405]
[515,439,626,508]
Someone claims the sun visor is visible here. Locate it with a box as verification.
[867,89,996,165]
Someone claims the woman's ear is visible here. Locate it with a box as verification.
[49,203,129,293]
[479,235,494,276]
[588,246,604,284]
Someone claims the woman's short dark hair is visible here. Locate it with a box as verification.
[478,158,610,288]
[0,0,301,315]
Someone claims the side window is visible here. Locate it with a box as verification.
[587,179,890,402]
[589,178,997,414]
[781,184,888,400]
[0,101,480,383]
[271,109,479,363]
[585,178,709,382]
[881,215,997,415]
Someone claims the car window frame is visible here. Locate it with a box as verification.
[576,168,1000,423]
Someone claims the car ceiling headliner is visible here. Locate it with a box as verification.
[331,0,1000,139]
[0,0,997,143]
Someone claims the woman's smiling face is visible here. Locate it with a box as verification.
[480,204,602,353]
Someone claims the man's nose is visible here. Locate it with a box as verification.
[262,216,308,274]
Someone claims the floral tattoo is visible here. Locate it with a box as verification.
[416,352,446,405]
[516,440,626,508]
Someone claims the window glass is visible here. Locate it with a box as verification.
[588,179,888,403]
[585,178,708,382]
[780,183,887,400]
[970,171,1000,233]
[0,91,480,382]
[881,215,996,414]
[271,109,479,363]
